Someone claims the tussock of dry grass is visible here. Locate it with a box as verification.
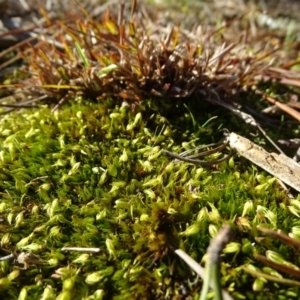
[0,0,299,115]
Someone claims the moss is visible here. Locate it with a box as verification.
[0,97,299,299]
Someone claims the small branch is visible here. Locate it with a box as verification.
[229,132,300,192]
[175,249,233,300]
[0,253,14,261]
[257,226,300,248]
[61,247,101,253]
[163,140,232,166]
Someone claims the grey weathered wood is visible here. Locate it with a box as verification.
[229,132,300,192]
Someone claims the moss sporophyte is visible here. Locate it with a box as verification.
[0,0,300,299]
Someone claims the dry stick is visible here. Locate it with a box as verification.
[0,103,38,108]
[0,108,14,115]
[162,149,232,166]
[260,92,300,123]
[163,141,232,166]
[174,249,233,300]
[253,253,300,279]
[280,78,300,88]
[0,253,14,261]
[0,34,37,61]
[200,224,233,300]
[180,142,229,159]
[257,226,300,248]
[229,132,300,192]
[51,93,72,112]
[207,93,284,154]
[0,94,48,105]
[61,247,100,253]
[0,94,49,114]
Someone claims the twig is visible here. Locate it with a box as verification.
[229,132,300,192]
[0,103,38,108]
[253,253,300,279]
[61,247,101,253]
[174,249,233,300]
[257,227,300,248]
[207,94,284,154]
[0,253,14,261]
[163,140,232,166]
[261,92,300,123]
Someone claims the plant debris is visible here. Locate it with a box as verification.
[229,132,300,192]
